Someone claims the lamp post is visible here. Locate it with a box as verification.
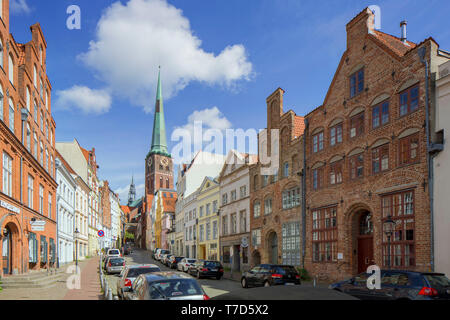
[74,228,80,268]
[383,215,395,270]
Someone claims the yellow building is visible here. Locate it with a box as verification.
[196,177,220,260]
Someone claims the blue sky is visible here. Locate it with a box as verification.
[9,0,450,203]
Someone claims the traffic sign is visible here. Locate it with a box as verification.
[98,230,104,237]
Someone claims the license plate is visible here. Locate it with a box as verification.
[285,283,295,286]
[211,269,218,272]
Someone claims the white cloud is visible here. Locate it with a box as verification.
[55,86,112,115]
[176,106,232,136]
[78,0,253,113]
[10,0,31,14]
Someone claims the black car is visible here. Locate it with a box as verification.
[241,264,301,288]
[169,256,184,269]
[329,270,450,300]
[124,244,133,255]
[188,260,224,280]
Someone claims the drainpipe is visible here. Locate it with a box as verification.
[301,118,308,270]
[20,108,29,274]
[418,46,434,272]
[55,159,61,269]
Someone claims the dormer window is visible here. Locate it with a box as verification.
[350,68,364,98]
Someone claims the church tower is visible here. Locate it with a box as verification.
[145,68,174,195]
[127,175,136,205]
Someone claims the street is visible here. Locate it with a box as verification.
[104,248,242,299]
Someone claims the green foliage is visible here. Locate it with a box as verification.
[125,232,135,240]
[296,267,311,281]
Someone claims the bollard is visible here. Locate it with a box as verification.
[108,288,113,300]
[104,283,109,298]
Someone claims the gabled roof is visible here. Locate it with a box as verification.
[370,30,417,58]
[121,205,131,214]
[293,115,305,139]
[55,150,76,175]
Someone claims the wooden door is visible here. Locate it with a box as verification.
[357,237,374,274]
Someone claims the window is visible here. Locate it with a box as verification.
[199,224,204,242]
[349,153,364,180]
[231,190,236,201]
[283,162,289,177]
[222,216,228,235]
[0,85,3,122]
[206,222,211,240]
[282,222,301,266]
[39,141,43,165]
[282,188,301,209]
[312,206,337,262]
[222,193,228,205]
[8,98,14,131]
[26,123,31,151]
[372,144,389,174]
[48,193,52,219]
[40,78,43,98]
[2,152,12,196]
[264,198,272,215]
[350,112,364,138]
[330,123,343,146]
[206,203,211,215]
[28,232,38,263]
[262,175,269,187]
[239,210,247,233]
[33,132,37,158]
[399,133,419,166]
[8,54,13,85]
[28,175,34,209]
[240,185,246,198]
[350,68,364,98]
[45,148,49,172]
[231,213,237,234]
[252,229,261,246]
[312,167,324,190]
[382,190,415,267]
[34,65,37,87]
[372,101,390,128]
[166,178,169,189]
[213,200,218,213]
[213,221,218,239]
[399,85,419,116]
[0,39,3,69]
[40,111,44,131]
[199,206,204,217]
[253,175,258,191]
[329,160,343,185]
[159,176,163,188]
[253,201,261,218]
[223,246,230,263]
[34,101,38,123]
[39,185,44,214]
[313,131,324,153]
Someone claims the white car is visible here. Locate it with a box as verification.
[177,258,197,272]
[155,249,170,261]
[107,248,121,258]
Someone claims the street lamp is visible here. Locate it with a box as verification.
[383,215,395,270]
[74,228,80,268]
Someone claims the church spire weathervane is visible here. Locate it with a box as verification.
[149,67,170,157]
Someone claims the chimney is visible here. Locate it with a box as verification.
[400,20,407,43]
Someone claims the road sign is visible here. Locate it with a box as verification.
[241,236,249,248]
[98,230,104,237]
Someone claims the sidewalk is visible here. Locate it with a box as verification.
[0,256,103,300]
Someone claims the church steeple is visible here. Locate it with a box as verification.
[128,175,136,206]
[149,68,170,157]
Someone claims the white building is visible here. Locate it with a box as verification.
[110,190,122,248]
[55,155,77,265]
[434,60,450,276]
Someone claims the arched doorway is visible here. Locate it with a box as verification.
[267,232,278,264]
[354,211,374,274]
[252,250,261,266]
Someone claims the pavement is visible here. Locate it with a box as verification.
[0,256,103,300]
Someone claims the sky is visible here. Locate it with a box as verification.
[9,0,450,204]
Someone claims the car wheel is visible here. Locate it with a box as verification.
[216,275,222,280]
[241,278,248,288]
[264,281,271,287]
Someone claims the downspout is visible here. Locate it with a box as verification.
[20,108,29,274]
[418,46,434,272]
[301,118,308,270]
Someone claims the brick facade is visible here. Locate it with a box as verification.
[303,8,449,282]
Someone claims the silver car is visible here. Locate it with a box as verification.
[177,258,197,272]
[117,264,161,299]
[125,271,209,300]
[106,257,125,274]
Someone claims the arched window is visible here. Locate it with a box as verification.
[283,162,289,177]
[160,176,163,188]
[40,140,44,164]
[0,85,3,122]
[33,131,37,157]
[26,86,31,111]
[8,54,14,85]
[34,100,38,122]
[166,178,169,189]
[253,200,261,218]
[26,123,31,151]
[40,111,44,130]
[34,65,37,87]
[50,156,53,177]
[8,97,14,131]
[46,121,49,140]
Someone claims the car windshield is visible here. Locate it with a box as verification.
[175,257,184,262]
[161,250,170,254]
[110,258,124,264]
[205,261,221,268]
[108,250,120,255]
[187,259,196,264]
[149,279,203,298]
[127,267,160,278]
[272,266,297,275]
[424,274,450,288]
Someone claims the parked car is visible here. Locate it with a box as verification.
[106,257,125,274]
[117,264,161,299]
[107,248,121,258]
[124,271,209,300]
[124,244,133,255]
[155,249,170,261]
[163,254,174,266]
[103,256,113,270]
[177,258,197,272]
[152,248,161,260]
[160,254,169,265]
[241,264,301,288]
[329,270,450,300]
[188,260,224,280]
[169,256,184,269]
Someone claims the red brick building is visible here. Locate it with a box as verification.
[249,88,305,267]
[303,8,450,281]
[0,1,57,276]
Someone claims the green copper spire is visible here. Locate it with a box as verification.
[149,68,170,157]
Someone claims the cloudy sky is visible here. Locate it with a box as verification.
[10,0,450,203]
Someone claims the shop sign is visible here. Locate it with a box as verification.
[0,200,20,214]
